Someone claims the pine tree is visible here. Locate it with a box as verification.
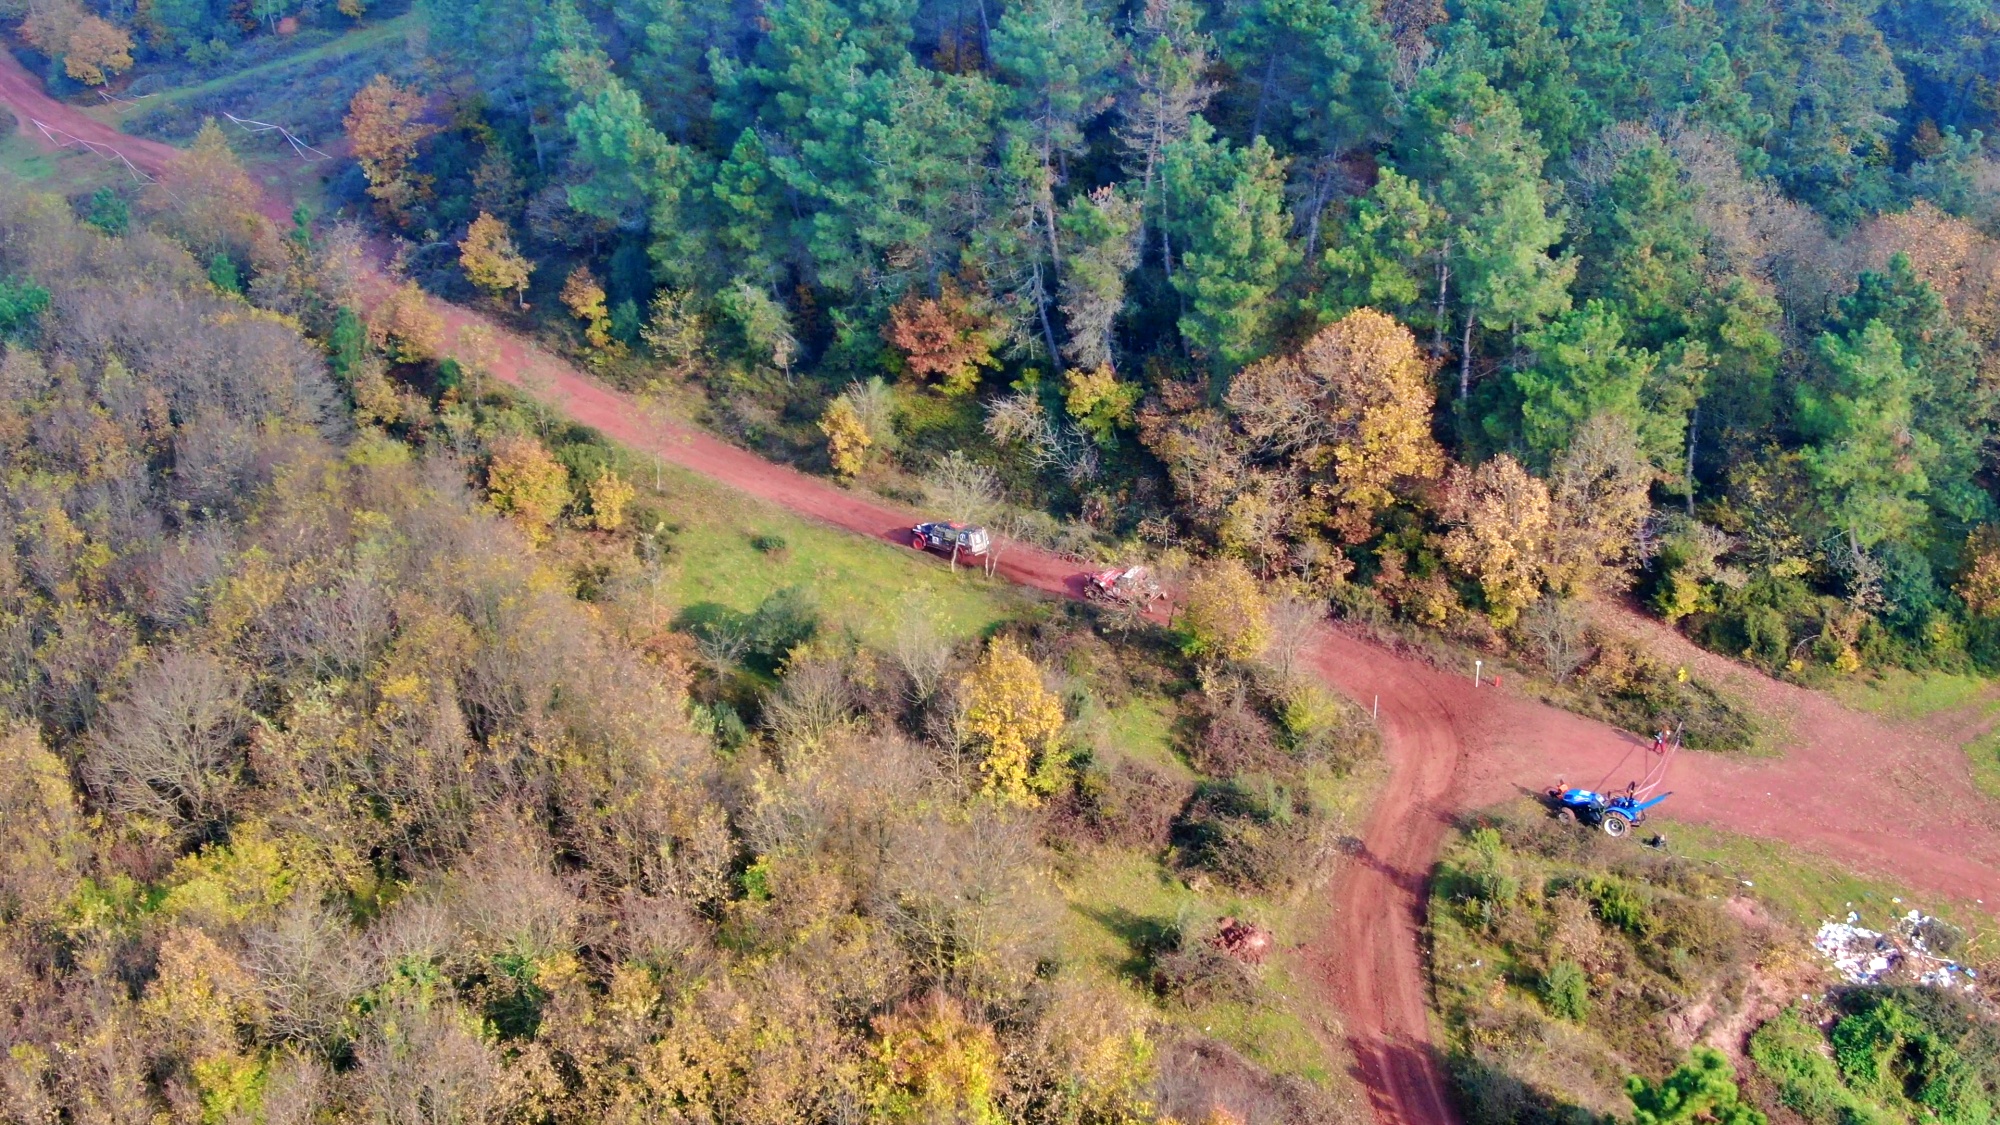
[1796,320,1937,554]
[1401,68,1573,399]
[1161,118,1298,373]
[1057,186,1142,372]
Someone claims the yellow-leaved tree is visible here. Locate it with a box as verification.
[1181,557,1270,661]
[1226,307,1444,542]
[369,280,444,365]
[1063,363,1140,446]
[959,636,1065,805]
[343,75,438,225]
[560,266,613,351]
[459,212,531,308]
[864,994,1007,1125]
[587,468,635,531]
[1439,454,1553,626]
[819,397,871,477]
[62,16,134,85]
[486,435,572,541]
[158,119,272,270]
[1956,527,2000,618]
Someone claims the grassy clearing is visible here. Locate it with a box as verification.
[1966,728,2000,803]
[1100,695,1193,779]
[1831,668,1997,720]
[112,16,415,122]
[0,130,62,184]
[627,458,1027,647]
[124,17,420,142]
[1057,848,1334,1086]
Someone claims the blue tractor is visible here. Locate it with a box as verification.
[1547,785,1672,838]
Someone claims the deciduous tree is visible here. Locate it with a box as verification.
[1181,557,1270,661]
[486,434,572,540]
[884,282,999,395]
[1544,413,1651,596]
[1228,308,1444,542]
[344,75,439,225]
[370,281,444,365]
[587,468,635,531]
[819,397,872,477]
[1439,454,1553,626]
[959,636,1066,805]
[62,16,134,85]
[458,212,531,308]
[560,265,613,350]
[865,994,1006,1125]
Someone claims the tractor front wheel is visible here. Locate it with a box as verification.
[911,531,927,549]
[1602,813,1631,838]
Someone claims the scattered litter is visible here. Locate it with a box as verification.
[1813,910,1980,993]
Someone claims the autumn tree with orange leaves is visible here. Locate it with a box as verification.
[883,282,999,396]
[61,16,133,85]
[1227,308,1444,543]
[344,75,439,226]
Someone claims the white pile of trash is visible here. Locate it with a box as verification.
[1812,910,1980,992]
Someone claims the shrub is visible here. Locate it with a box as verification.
[1540,960,1589,1022]
[1151,913,1259,1006]
[746,586,819,664]
[1065,757,1190,849]
[1750,1009,1883,1125]
[1585,876,1652,936]
[1172,777,1338,892]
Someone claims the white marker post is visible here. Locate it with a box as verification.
[1474,659,1483,688]
[1373,694,1379,720]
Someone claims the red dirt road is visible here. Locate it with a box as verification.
[8,55,2000,1125]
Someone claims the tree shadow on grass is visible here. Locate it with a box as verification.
[1074,903,1176,982]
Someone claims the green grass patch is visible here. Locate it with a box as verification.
[0,126,84,186]
[114,16,415,121]
[1057,848,1331,1086]
[1831,668,1996,720]
[1100,695,1193,779]
[634,458,1025,647]
[1967,728,2000,803]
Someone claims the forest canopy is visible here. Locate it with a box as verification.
[300,0,2000,679]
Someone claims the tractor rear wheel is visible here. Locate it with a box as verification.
[1602,813,1631,838]
[1555,807,1576,825]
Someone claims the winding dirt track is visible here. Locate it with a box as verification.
[8,60,2000,1125]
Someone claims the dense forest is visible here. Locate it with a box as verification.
[10,0,2000,685]
[6,0,2000,1120]
[0,180,1411,1122]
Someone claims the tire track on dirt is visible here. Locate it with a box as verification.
[7,59,2000,1125]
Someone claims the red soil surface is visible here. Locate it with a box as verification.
[8,54,2000,1125]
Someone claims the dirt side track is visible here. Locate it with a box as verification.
[7,58,2000,1125]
